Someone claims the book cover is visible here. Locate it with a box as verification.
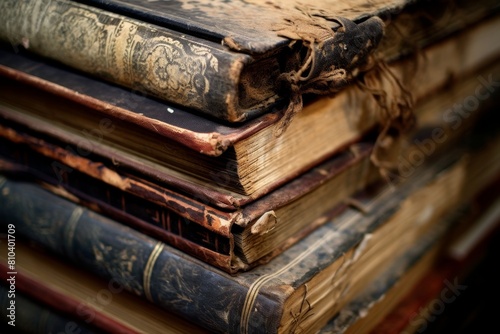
[1,127,499,333]
[0,12,499,203]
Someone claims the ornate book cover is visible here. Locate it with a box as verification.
[0,0,386,123]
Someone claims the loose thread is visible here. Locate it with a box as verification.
[271,15,384,137]
[357,58,416,183]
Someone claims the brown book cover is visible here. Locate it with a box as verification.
[0,121,377,273]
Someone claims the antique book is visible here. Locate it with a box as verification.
[0,11,499,201]
[1,54,498,273]
[0,249,206,334]
[0,0,496,123]
[1,126,499,334]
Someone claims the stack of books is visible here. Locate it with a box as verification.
[0,0,499,333]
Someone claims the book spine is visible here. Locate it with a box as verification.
[0,133,238,272]
[0,175,282,334]
[0,0,247,121]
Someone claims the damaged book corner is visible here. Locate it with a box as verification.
[0,0,499,333]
